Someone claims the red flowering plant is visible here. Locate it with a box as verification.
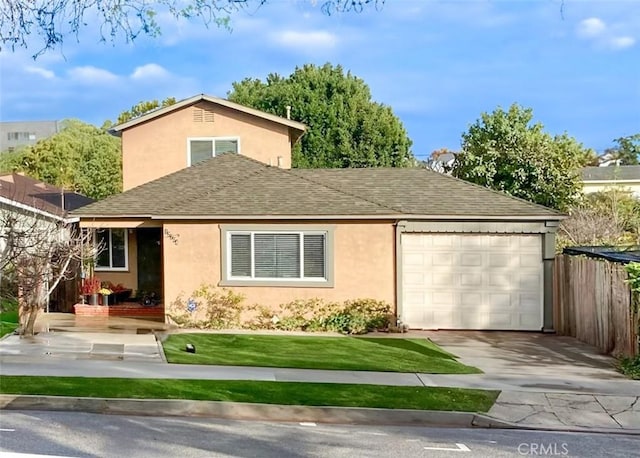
[81,276,101,295]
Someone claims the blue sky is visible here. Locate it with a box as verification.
[0,0,638,159]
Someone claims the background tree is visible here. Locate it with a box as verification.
[116,97,177,125]
[449,103,595,211]
[1,0,383,56]
[558,190,640,248]
[228,63,413,168]
[600,134,640,166]
[0,120,121,200]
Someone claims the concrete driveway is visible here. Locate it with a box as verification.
[423,331,625,380]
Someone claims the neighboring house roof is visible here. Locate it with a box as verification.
[109,94,307,141]
[582,165,640,182]
[0,173,94,219]
[72,154,561,220]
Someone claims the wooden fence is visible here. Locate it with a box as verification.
[554,254,638,358]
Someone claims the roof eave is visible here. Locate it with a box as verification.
[150,214,564,221]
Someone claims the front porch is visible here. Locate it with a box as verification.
[79,220,165,321]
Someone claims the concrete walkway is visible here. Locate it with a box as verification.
[1,328,638,433]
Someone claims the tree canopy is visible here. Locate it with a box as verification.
[449,103,595,211]
[115,97,177,125]
[228,63,414,168]
[0,120,121,200]
[0,0,384,56]
[601,134,640,166]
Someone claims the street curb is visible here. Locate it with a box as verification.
[1,395,638,434]
[0,394,510,428]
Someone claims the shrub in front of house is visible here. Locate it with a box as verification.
[167,286,246,329]
[166,285,392,334]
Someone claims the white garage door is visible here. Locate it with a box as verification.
[401,233,543,331]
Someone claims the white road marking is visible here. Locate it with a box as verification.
[0,429,15,432]
[0,453,79,458]
[299,422,316,426]
[424,443,471,452]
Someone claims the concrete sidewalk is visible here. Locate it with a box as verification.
[1,330,638,433]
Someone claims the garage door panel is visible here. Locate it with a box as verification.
[402,233,543,330]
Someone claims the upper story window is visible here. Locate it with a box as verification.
[95,228,128,271]
[188,137,239,166]
[7,132,36,141]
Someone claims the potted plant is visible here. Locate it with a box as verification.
[99,287,112,306]
[103,281,132,304]
[81,276,101,305]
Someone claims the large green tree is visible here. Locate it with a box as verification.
[449,103,595,211]
[0,120,121,200]
[228,63,413,168]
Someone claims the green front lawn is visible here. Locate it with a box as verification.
[0,376,498,412]
[162,334,480,374]
[0,311,18,338]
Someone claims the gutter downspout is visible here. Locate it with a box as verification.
[542,222,559,333]
[395,220,407,327]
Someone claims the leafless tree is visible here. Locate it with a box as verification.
[0,204,99,336]
[0,0,384,57]
[557,190,640,249]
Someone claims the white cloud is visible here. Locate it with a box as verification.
[271,30,338,52]
[68,66,119,84]
[130,63,170,80]
[608,36,636,50]
[576,17,636,51]
[577,17,606,38]
[25,66,55,79]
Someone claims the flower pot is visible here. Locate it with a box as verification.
[89,294,98,305]
[102,294,109,306]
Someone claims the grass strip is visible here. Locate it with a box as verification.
[0,376,498,412]
[163,334,480,374]
[0,311,18,338]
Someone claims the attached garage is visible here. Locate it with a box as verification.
[398,221,557,331]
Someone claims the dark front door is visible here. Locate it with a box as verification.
[137,228,162,299]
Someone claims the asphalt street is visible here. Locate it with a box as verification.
[1,410,639,458]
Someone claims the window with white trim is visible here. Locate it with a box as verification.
[228,232,326,281]
[95,229,128,270]
[188,137,239,165]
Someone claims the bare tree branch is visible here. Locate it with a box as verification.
[1,201,100,336]
[0,0,383,57]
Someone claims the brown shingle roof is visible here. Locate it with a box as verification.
[0,173,93,217]
[72,154,562,219]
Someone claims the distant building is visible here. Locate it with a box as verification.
[0,121,60,152]
[582,165,640,197]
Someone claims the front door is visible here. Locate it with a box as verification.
[137,228,162,299]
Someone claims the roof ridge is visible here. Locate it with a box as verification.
[286,168,404,214]
[419,168,564,215]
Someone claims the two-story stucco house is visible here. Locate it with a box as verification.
[74,94,564,331]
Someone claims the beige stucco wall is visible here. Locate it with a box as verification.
[121,101,293,190]
[94,231,138,293]
[583,181,640,198]
[162,221,396,311]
